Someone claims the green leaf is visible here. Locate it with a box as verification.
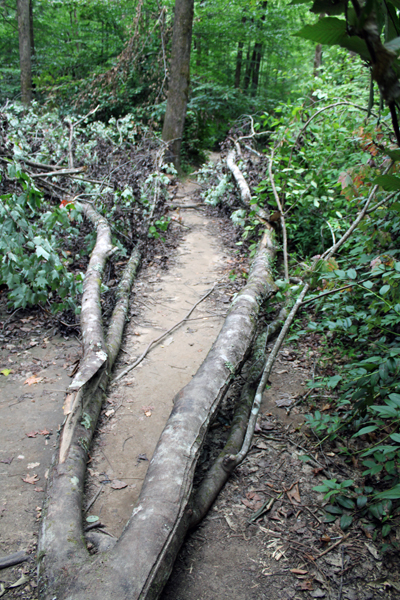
[0,369,11,376]
[369,503,384,518]
[311,0,346,15]
[353,425,378,437]
[374,485,400,500]
[385,149,400,162]
[35,246,50,261]
[314,485,330,492]
[379,285,390,295]
[325,504,343,514]
[86,515,99,523]
[382,524,391,537]
[389,433,400,443]
[336,496,355,509]
[374,175,400,191]
[340,514,353,530]
[295,17,347,45]
[357,495,368,508]
[347,268,357,279]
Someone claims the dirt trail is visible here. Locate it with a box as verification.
[86,179,228,535]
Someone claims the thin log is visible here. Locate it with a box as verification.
[38,228,277,600]
[68,203,114,393]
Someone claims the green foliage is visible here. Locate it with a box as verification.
[0,166,83,313]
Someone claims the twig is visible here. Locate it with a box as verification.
[303,505,322,525]
[338,545,345,600]
[85,484,104,513]
[30,167,85,178]
[268,150,289,280]
[113,282,220,382]
[0,551,28,570]
[321,162,393,261]
[315,533,349,559]
[366,190,397,213]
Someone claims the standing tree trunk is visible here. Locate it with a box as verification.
[17,0,32,106]
[234,17,246,89]
[313,44,322,76]
[29,0,35,58]
[162,0,194,172]
[251,42,263,96]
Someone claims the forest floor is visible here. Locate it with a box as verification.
[1,178,400,599]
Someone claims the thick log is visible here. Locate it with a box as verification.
[38,229,277,600]
[38,241,141,599]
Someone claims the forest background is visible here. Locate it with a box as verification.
[2,0,400,562]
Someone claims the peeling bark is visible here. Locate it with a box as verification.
[38,229,277,600]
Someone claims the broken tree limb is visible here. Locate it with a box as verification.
[69,203,114,392]
[38,227,277,600]
[268,149,289,281]
[189,305,288,528]
[224,283,309,470]
[38,243,141,598]
[226,148,270,222]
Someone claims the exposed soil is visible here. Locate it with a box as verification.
[1,178,400,599]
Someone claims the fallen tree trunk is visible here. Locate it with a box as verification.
[38,228,277,600]
[38,210,141,598]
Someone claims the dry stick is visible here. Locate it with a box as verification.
[226,148,270,222]
[113,282,219,383]
[321,162,393,262]
[223,284,309,470]
[366,190,397,213]
[268,149,289,281]
[30,167,85,178]
[0,551,28,570]
[315,533,350,559]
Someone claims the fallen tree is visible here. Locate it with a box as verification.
[38,187,278,599]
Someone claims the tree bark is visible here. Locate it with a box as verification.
[162,0,194,172]
[17,0,32,106]
[29,0,35,58]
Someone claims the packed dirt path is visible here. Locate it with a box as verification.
[85,178,228,536]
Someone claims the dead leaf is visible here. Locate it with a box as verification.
[111,479,128,490]
[34,487,44,492]
[0,456,13,464]
[365,542,380,560]
[26,431,38,438]
[287,483,301,504]
[27,462,40,469]
[22,474,39,484]
[38,429,50,436]
[297,580,313,591]
[321,404,331,411]
[276,369,288,374]
[290,569,308,575]
[142,405,154,417]
[275,397,293,407]
[9,575,29,588]
[24,374,43,386]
